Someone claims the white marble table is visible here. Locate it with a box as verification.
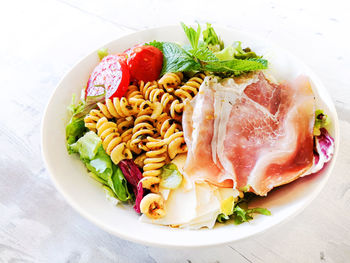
[1,0,350,262]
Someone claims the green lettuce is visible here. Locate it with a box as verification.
[70,131,102,160]
[217,193,271,224]
[66,93,105,152]
[160,163,183,189]
[70,132,132,202]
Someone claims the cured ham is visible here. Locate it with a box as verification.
[183,72,315,196]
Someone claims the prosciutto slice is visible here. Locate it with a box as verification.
[183,72,315,196]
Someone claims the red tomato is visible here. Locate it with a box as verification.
[86,55,130,99]
[126,45,163,82]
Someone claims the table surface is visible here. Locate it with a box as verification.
[1,0,350,262]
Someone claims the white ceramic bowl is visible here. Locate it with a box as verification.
[41,25,339,247]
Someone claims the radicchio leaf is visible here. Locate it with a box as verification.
[118,159,144,213]
[306,128,335,175]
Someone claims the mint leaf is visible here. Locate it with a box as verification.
[161,42,201,74]
[181,22,201,51]
[191,47,218,62]
[204,58,268,73]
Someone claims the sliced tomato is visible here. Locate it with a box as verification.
[86,54,130,100]
[126,45,163,82]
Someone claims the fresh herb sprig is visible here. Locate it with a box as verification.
[147,23,268,76]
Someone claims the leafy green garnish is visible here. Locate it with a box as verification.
[202,23,224,52]
[204,58,268,75]
[217,193,271,225]
[147,22,268,75]
[217,213,230,223]
[314,109,330,136]
[181,22,201,51]
[66,118,86,150]
[232,41,259,59]
[97,48,109,60]
[70,132,132,202]
[70,131,102,160]
[190,47,219,62]
[160,163,183,189]
[159,42,201,74]
[66,93,105,151]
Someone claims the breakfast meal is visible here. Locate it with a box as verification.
[65,23,334,229]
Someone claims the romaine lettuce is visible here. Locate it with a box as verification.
[70,132,132,202]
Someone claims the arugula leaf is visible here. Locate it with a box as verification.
[232,204,271,225]
[159,42,201,74]
[204,58,268,73]
[202,23,224,52]
[216,192,271,225]
[181,22,201,51]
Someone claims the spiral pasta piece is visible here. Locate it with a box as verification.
[129,109,157,154]
[143,137,168,177]
[117,116,134,148]
[96,117,132,164]
[125,84,145,108]
[84,109,107,132]
[139,80,182,121]
[97,97,137,119]
[155,113,187,159]
[173,73,206,103]
[158,72,183,93]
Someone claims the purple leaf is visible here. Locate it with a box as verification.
[118,159,144,213]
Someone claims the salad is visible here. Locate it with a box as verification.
[65,23,335,229]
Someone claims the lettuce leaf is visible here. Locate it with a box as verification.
[70,132,132,202]
[217,193,271,224]
[215,41,259,61]
[70,131,102,160]
[160,163,183,189]
[66,93,105,151]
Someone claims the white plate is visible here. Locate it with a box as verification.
[41,25,339,247]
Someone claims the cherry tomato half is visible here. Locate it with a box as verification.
[126,45,163,82]
[86,54,130,100]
